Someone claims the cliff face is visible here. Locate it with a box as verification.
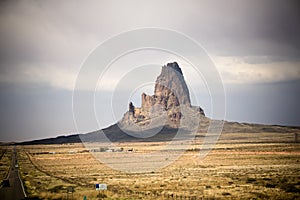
[141,62,191,110]
[120,62,204,128]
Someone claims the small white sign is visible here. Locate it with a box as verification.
[95,183,107,190]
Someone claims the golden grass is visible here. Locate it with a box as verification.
[0,146,11,184]
[17,132,300,199]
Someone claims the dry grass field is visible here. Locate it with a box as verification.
[0,147,11,186]
[14,131,300,199]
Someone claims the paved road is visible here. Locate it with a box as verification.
[0,147,26,200]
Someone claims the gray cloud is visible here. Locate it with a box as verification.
[1,0,299,65]
[0,0,299,89]
[184,0,300,58]
[241,56,300,65]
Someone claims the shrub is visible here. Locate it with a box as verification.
[265,183,276,188]
[246,177,256,183]
[48,185,65,193]
[222,192,231,196]
[97,193,107,198]
[281,183,300,193]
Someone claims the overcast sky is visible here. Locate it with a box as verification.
[0,0,300,142]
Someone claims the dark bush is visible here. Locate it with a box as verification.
[48,185,65,193]
[281,183,300,193]
[97,193,107,198]
[265,183,276,188]
[222,192,231,196]
[246,177,256,183]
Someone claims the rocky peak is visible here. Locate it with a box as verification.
[121,62,204,128]
[129,102,135,115]
[140,62,191,111]
[153,62,191,108]
[166,62,183,75]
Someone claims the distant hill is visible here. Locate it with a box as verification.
[17,120,300,145]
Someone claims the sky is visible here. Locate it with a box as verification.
[0,0,300,142]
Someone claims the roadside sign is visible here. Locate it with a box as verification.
[67,186,75,193]
[95,183,107,190]
[66,186,75,200]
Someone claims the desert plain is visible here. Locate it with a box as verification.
[1,130,299,200]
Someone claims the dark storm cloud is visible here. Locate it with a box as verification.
[225,80,300,126]
[187,0,300,59]
[0,83,76,142]
[1,0,299,65]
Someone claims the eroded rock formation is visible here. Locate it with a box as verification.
[120,62,205,128]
